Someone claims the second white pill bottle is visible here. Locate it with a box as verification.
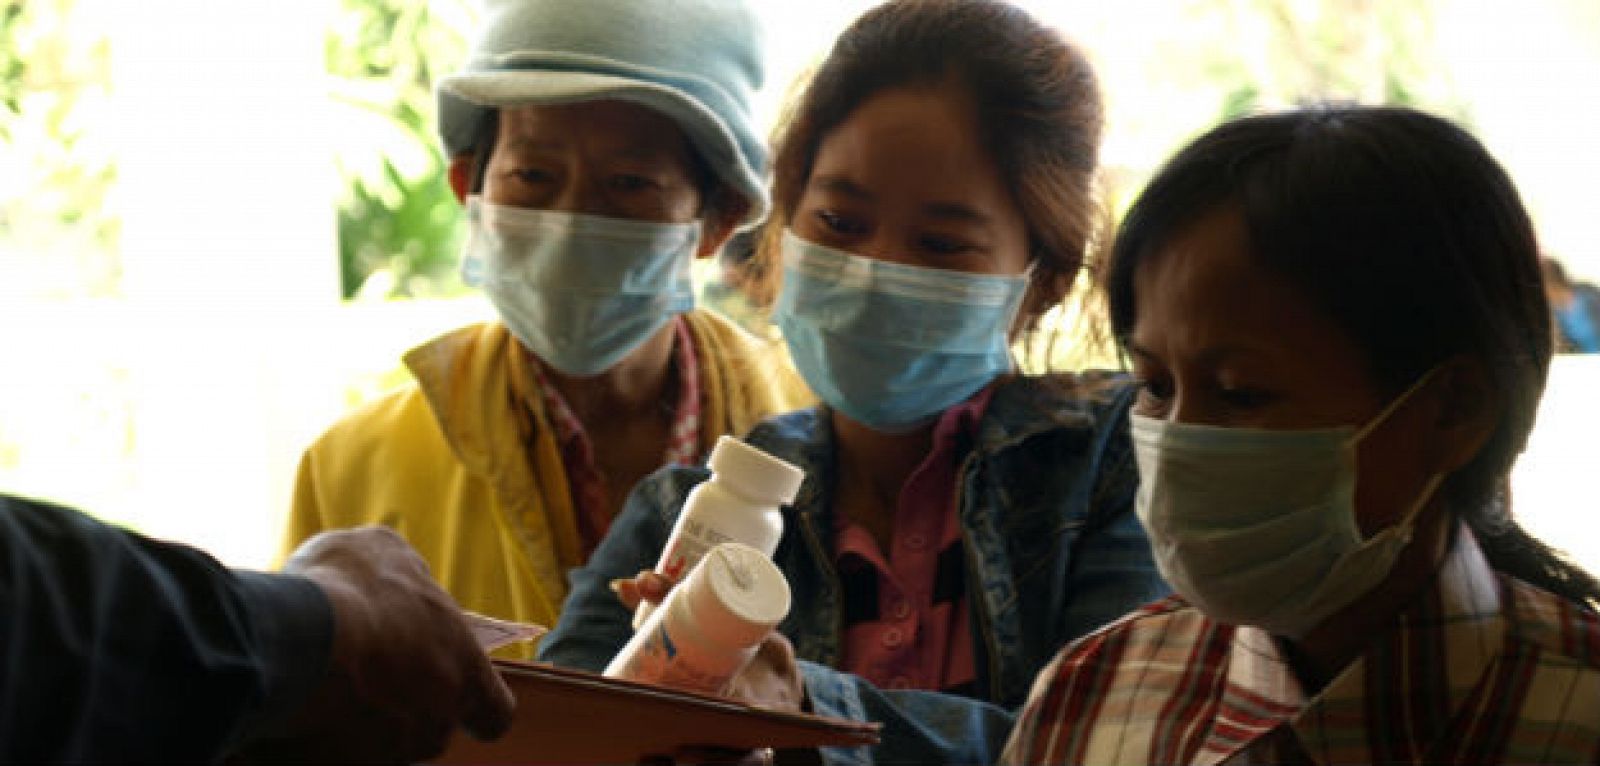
[604,542,792,695]
[633,435,804,629]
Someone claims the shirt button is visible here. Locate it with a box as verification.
[904,534,928,551]
[882,628,904,648]
[891,600,912,620]
[888,676,914,690]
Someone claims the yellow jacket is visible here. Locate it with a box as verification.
[280,310,810,641]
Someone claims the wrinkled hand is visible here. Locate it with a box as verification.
[725,633,803,713]
[615,570,802,711]
[236,526,515,764]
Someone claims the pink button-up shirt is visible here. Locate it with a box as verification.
[833,385,996,694]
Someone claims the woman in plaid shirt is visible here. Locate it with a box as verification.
[1003,106,1600,765]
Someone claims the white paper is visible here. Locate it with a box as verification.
[464,611,549,651]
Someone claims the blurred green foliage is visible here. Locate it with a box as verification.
[1,2,25,136]
[1024,0,1467,373]
[327,0,474,299]
[0,0,118,299]
[1199,0,1466,121]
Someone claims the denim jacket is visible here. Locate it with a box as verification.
[539,373,1169,765]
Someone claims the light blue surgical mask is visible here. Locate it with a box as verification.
[461,197,700,377]
[772,231,1030,432]
[1130,368,1445,638]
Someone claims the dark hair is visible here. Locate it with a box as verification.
[1107,105,1599,609]
[757,0,1105,331]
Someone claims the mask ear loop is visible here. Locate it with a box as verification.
[1349,364,1450,544]
[1004,258,1044,373]
[1350,364,1445,444]
[1390,472,1447,544]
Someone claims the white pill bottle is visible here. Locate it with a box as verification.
[632,435,803,629]
[604,542,792,694]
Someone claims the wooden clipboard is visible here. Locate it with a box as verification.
[434,659,881,765]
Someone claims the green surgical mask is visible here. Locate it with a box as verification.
[1129,368,1445,638]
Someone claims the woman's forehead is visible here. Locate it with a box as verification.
[810,88,997,194]
[497,101,694,163]
[1131,208,1367,372]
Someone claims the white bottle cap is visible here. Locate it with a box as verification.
[682,542,791,651]
[707,435,805,507]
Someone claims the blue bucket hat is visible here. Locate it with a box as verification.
[437,0,770,227]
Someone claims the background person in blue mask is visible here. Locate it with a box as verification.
[1003,106,1600,765]
[538,2,1168,763]
[279,0,810,640]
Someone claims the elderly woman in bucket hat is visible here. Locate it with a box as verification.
[279,0,811,644]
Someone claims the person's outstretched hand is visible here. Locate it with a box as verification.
[724,633,804,713]
[614,569,803,712]
[238,525,516,764]
[612,568,676,611]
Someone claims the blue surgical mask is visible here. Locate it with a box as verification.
[772,231,1029,432]
[461,197,700,377]
[1130,368,1445,638]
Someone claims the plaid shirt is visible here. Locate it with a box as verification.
[527,317,703,556]
[1003,526,1600,765]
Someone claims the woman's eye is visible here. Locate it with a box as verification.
[609,174,662,192]
[1218,387,1274,409]
[920,234,976,256]
[512,168,556,185]
[816,209,868,235]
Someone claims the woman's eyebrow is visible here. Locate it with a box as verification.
[812,173,874,202]
[923,201,990,226]
[606,142,679,163]
[501,136,565,155]
[1126,340,1275,367]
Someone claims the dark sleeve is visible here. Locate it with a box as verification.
[0,494,334,762]
[537,467,703,671]
[799,662,1015,766]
